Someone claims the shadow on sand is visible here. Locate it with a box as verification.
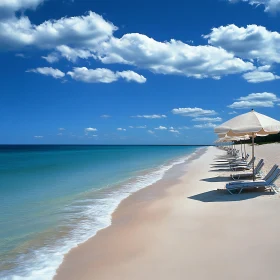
[188,189,274,203]
[201,176,230,183]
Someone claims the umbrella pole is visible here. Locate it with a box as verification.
[252,133,255,181]
[241,140,243,158]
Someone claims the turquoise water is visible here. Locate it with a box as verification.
[0,145,201,279]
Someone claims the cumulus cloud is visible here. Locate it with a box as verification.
[0,0,45,18]
[242,70,280,83]
[205,24,280,65]
[228,111,237,114]
[56,45,95,62]
[155,126,167,130]
[0,12,116,50]
[192,117,222,122]
[132,115,167,119]
[67,67,146,83]
[228,92,279,109]
[147,130,155,134]
[172,107,217,117]
[228,0,280,13]
[42,53,59,63]
[85,127,97,132]
[0,8,255,81]
[117,128,126,131]
[98,33,254,79]
[194,123,217,129]
[26,67,65,79]
[116,70,146,83]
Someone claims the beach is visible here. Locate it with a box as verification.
[54,144,280,280]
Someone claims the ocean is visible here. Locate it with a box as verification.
[0,145,203,280]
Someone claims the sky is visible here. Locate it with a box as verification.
[0,0,280,145]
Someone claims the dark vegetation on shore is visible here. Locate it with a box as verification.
[241,133,280,145]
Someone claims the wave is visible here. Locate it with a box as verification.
[0,148,203,280]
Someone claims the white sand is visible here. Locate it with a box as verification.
[54,145,280,280]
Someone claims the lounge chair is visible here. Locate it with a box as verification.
[229,165,278,185]
[228,154,249,164]
[230,157,255,171]
[230,159,264,180]
[225,167,280,194]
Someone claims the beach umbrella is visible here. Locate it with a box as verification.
[215,109,280,180]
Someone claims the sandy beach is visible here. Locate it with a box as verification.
[54,144,280,280]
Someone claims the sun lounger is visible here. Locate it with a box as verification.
[228,154,249,164]
[230,157,255,171]
[231,159,264,180]
[225,167,280,194]
[229,165,278,185]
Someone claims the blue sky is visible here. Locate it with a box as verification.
[1,0,280,145]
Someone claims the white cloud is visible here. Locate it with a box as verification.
[68,67,117,83]
[147,130,155,134]
[194,123,217,129]
[228,0,280,13]
[205,24,280,65]
[26,67,65,79]
[98,33,254,79]
[155,126,167,130]
[67,67,146,83]
[228,92,279,109]
[56,45,95,62]
[117,128,126,131]
[34,135,43,138]
[42,53,59,63]
[172,107,217,117]
[258,65,271,71]
[169,129,180,133]
[100,114,111,118]
[0,9,255,81]
[243,70,280,83]
[85,127,97,132]
[59,128,66,131]
[0,0,45,18]
[0,12,116,50]
[131,125,147,129]
[228,111,237,114]
[116,70,146,83]
[192,117,222,122]
[132,114,167,119]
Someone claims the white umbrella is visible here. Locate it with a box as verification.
[215,110,280,180]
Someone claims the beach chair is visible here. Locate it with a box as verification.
[231,159,264,180]
[225,167,280,194]
[228,154,249,163]
[229,164,278,185]
[230,157,255,171]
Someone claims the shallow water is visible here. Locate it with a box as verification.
[0,145,202,279]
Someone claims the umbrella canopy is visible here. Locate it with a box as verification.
[214,110,280,180]
[215,110,280,136]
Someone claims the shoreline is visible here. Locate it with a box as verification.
[54,145,280,280]
[53,147,208,279]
